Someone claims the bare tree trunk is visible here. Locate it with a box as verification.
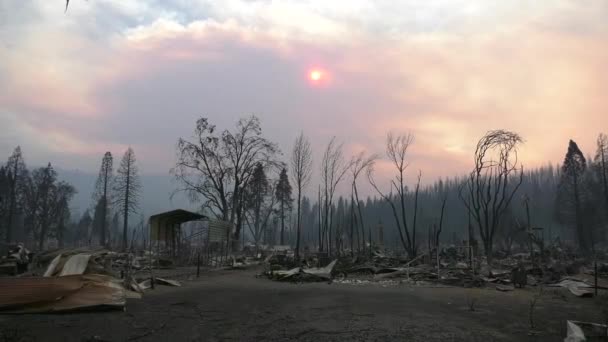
[323,182,329,253]
[573,172,586,252]
[122,159,130,251]
[350,190,356,255]
[318,186,322,252]
[600,141,608,219]
[328,205,334,257]
[100,164,110,248]
[353,183,366,254]
[411,172,422,257]
[435,194,447,249]
[280,201,285,245]
[6,161,19,243]
[38,222,47,251]
[295,190,302,259]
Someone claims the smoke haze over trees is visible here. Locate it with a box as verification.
[0,116,606,257]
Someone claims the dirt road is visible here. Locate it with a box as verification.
[0,268,602,341]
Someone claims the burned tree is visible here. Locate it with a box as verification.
[0,167,7,230]
[93,152,113,247]
[556,140,589,253]
[34,163,57,250]
[319,137,352,254]
[173,116,279,246]
[77,210,93,244]
[4,146,27,243]
[368,132,422,258]
[594,133,608,221]
[243,163,276,247]
[275,168,292,245]
[430,188,448,251]
[460,130,524,262]
[291,132,313,259]
[52,182,76,248]
[350,152,377,254]
[113,147,141,251]
[18,163,75,249]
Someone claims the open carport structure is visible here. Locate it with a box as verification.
[149,209,207,258]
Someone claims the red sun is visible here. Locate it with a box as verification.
[309,69,324,82]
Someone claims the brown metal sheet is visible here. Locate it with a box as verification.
[0,274,128,313]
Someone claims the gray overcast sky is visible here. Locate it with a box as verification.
[1,1,607,196]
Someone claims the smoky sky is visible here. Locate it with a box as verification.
[1,0,607,195]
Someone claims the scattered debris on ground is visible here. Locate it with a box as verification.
[0,243,32,275]
[0,274,140,313]
[257,245,608,304]
[137,277,182,290]
[2,242,608,322]
[0,247,189,314]
[564,320,608,341]
[264,259,338,282]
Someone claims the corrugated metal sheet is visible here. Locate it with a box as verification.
[208,220,232,242]
[149,209,207,241]
[0,274,129,313]
[59,254,91,276]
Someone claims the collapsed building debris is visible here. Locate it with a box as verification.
[549,279,595,298]
[0,274,140,313]
[36,247,159,278]
[495,284,515,292]
[265,259,338,282]
[564,320,608,342]
[0,243,32,275]
[258,244,608,300]
[0,246,189,314]
[137,277,182,290]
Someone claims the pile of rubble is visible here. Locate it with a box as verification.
[0,247,182,314]
[0,243,32,275]
[259,248,608,299]
[565,320,608,341]
[264,259,338,282]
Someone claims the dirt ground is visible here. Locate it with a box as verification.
[0,267,604,342]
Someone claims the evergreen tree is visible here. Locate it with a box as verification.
[0,167,8,231]
[4,146,27,242]
[52,182,76,248]
[557,140,589,252]
[34,163,57,250]
[93,152,113,247]
[243,163,274,246]
[594,133,608,224]
[113,148,141,251]
[275,168,292,245]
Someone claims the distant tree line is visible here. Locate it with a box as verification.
[0,146,142,251]
[0,147,75,249]
[2,116,604,259]
[175,115,608,260]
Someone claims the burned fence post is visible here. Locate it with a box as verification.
[595,259,599,297]
[197,250,201,278]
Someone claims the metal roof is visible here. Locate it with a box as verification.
[149,209,207,241]
[149,209,207,225]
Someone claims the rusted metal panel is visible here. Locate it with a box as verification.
[0,274,131,313]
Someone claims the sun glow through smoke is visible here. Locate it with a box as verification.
[309,69,323,82]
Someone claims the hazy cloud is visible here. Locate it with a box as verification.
[1,0,607,193]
